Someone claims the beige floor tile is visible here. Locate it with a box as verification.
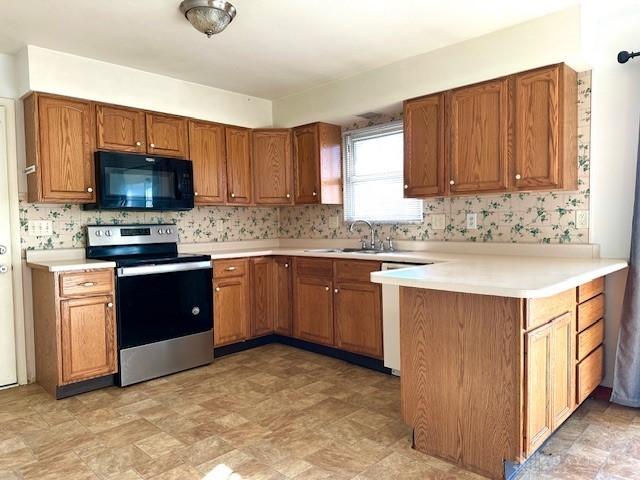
[134,432,184,459]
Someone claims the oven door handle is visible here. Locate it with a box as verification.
[117,261,212,277]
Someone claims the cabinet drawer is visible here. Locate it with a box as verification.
[577,319,604,362]
[59,270,113,297]
[295,258,333,278]
[577,345,604,404]
[577,294,604,332]
[334,260,381,283]
[577,277,604,304]
[213,259,247,279]
[525,289,575,331]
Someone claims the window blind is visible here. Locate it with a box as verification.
[343,121,423,223]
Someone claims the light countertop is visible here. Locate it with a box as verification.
[26,244,627,298]
[370,256,627,298]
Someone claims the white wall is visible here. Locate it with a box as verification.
[17,46,272,128]
[583,0,640,387]
[273,7,585,127]
[0,53,17,99]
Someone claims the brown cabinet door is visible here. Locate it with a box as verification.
[225,126,253,204]
[188,120,227,204]
[274,257,292,335]
[251,257,275,337]
[551,311,575,429]
[96,105,146,153]
[293,274,334,345]
[214,275,250,346]
[60,295,117,384]
[403,93,445,197]
[513,65,561,190]
[524,321,553,456]
[334,281,382,358]
[35,95,96,203]
[145,113,188,158]
[293,124,320,204]
[253,129,293,205]
[448,79,510,194]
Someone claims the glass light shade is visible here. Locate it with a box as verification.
[186,6,231,36]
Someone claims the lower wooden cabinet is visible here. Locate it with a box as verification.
[274,257,293,335]
[525,310,576,455]
[213,259,250,347]
[251,257,276,337]
[60,295,117,384]
[293,273,335,346]
[31,268,118,397]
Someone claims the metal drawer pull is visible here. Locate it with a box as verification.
[87,187,93,193]
[224,266,237,271]
[150,143,155,148]
[325,286,329,291]
[334,288,339,293]
[136,141,142,146]
[284,263,289,268]
[107,302,113,308]
[215,287,220,292]
[81,282,96,287]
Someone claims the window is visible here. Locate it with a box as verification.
[343,121,423,223]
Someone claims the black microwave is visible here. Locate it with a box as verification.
[85,151,194,211]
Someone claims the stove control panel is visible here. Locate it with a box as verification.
[87,224,179,247]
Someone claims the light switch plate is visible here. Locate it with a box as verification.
[431,214,446,230]
[466,213,478,230]
[28,220,53,237]
[576,210,589,229]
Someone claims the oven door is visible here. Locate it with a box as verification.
[95,151,194,210]
[116,261,212,349]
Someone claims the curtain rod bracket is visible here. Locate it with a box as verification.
[618,50,640,64]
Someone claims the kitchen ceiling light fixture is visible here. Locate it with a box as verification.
[179,0,236,38]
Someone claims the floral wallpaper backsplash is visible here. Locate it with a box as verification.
[280,70,592,245]
[20,71,591,250]
[19,202,280,250]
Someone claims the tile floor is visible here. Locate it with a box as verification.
[0,344,639,480]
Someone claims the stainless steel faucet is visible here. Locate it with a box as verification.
[349,220,377,250]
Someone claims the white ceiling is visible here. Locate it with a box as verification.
[0,0,579,100]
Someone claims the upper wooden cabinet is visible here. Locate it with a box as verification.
[403,93,445,197]
[252,129,293,205]
[447,78,510,194]
[188,120,227,205]
[293,122,342,204]
[145,112,188,158]
[24,93,96,204]
[403,62,577,198]
[96,105,146,153]
[225,126,253,204]
[513,64,577,191]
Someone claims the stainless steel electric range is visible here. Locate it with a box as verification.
[86,224,213,386]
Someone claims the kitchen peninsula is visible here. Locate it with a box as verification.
[370,256,627,480]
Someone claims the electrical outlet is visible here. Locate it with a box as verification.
[28,220,53,237]
[431,213,446,230]
[216,222,224,233]
[576,210,589,229]
[466,213,478,230]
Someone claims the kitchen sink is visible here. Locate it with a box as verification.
[303,248,342,253]
[339,248,381,254]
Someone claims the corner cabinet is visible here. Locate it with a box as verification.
[293,122,342,205]
[251,257,276,337]
[24,93,96,203]
[31,268,117,398]
[252,129,294,205]
[274,257,293,335]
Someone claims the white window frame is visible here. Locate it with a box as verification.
[343,120,423,224]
